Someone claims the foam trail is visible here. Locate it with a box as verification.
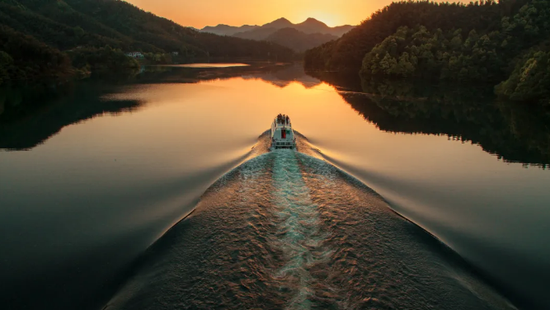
[271,150,332,310]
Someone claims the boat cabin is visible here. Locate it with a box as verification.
[271,114,296,150]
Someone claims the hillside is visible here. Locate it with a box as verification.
[203,17,354,40]
[304,0,550,107]
[0,25,74,84]
[0,0,294,85]
[266,28,337,53]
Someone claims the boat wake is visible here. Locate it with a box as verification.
[103,132,516,310]
[271,150,335,309]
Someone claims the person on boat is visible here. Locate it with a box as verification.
[285,115,289,124]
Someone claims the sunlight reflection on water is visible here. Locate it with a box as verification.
[1,64,549,309]
[165,63,250,68]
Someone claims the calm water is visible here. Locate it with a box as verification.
[0,63,549,309]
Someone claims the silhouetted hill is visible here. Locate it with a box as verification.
[262,18,294,29]
[329,25,356,37]
[201,24,258,36]
[202,17,352,52]
[0,0,294,85]
[234,27,279,41]
[266,28,337,52]
[202,17,354,39]
[294,18,350,36]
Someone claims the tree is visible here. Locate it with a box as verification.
[396,52,416,77]
[0,51,14,85]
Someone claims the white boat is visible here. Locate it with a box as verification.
[270,115,296,150]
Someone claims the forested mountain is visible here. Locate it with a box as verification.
[0,0,294,85]
[304,0,550,106]
[0,25,74,85]
[266,28,337,52]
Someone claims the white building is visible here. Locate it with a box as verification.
[126,52,144,59]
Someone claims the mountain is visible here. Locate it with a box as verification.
[200,17,352,52]
[327,25,356,37]
[261,17,294,30]
[1,0,295,56]
[201,24,258,36]
[266,28,337,53]
[304,0,550,107]
[202,17,354,39]
[233,27,279,41]
[293,18,350,36]
[0,0,294,85]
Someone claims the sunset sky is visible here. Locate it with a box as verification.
[125,0,470,28]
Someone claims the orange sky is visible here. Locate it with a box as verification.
[125,0,470,28]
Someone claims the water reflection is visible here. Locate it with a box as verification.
[137,62,320,89]
[172,63,250,68]
[243,63,322,88]
[2,64,550,309]
[305,71,550,308]
[0,84,143,150]
[309,72,550,167]
[5,66,548,163]
[0,63,319,151]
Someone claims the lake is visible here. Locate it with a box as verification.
[0,63,549,309]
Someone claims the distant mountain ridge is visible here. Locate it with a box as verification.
[201,18,354,52]
[266,28,338,53]
[201,17,354,38]
[201,24,258,36]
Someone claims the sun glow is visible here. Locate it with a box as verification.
[298,11,341,27]
[125,0,472,28]
[124,0,379,28]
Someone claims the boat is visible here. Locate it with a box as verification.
[270,114,296,150]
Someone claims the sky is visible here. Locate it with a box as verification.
[125,0,469,29]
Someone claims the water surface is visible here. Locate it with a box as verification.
[0,63,549,309]
[173,63,251,68]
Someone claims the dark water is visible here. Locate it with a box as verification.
[0,63,549,309]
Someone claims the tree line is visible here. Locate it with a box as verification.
[304,0,549,107]
[0,0,295,85]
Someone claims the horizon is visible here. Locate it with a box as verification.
[124,0,471,29]
[203,17,353,29]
